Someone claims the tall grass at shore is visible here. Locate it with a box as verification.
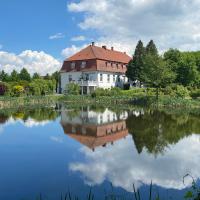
[0,95,61,109]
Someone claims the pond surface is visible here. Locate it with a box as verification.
[0,105,199,200]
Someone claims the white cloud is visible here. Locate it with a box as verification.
[50,136,64,143]
[49,33,65,40]
[24,118,50,127]
[0,50,61,75]
[71,35,86,41]
[61,44,87,58]
[68,0,200,53]
[0,117,52,134]
[69,134,200,192]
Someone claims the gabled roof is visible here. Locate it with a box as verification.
[66,45,132,63]
[67,129,128,150]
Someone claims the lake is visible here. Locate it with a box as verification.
[0,104,199,200]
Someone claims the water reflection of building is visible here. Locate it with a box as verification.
[60,107,129,151]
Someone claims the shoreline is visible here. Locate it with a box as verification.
[0,94,200,109]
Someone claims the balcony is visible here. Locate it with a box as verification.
[77,80,98,86]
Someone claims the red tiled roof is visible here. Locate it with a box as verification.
[67,129,128,150]
[66,45,132,63]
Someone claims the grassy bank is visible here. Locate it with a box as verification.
[0,95,62,109]
[60,94,200,108]
[1,88,200,109]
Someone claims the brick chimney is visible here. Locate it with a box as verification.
[102,45,107,50]
[111,47,114,51]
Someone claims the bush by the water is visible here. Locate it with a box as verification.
[0,79,56,97]
[163,85,190,98]
[64,83,80,95]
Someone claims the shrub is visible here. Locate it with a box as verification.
[65,83,80,95]
[190,89,200,99]
[12,85,24,97]
[29,82,41,96]
[123,83,130,90]
[163,84,189,98]
[175,85,189,98]
[0,82,7,95]
[163,85,176,96]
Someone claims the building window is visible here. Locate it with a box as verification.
[71,62,75,69]
[68,75,72,82]
[100,74,103,81]
[113,75,115,82]
[107,114,110,122]
[107,74,110,82]
[81,61,86,68]
[100,115,103,124]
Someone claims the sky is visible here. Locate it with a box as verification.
[0,0,200,75]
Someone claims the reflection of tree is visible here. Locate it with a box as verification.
[0,107,59,124]
[0,113,9,124]
[126,110,200,155]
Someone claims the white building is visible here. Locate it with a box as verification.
[59,43,132,94]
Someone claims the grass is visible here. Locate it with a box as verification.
[0,94,62,109]
[60,94,200,109]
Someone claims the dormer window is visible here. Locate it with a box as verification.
[71,62,75,69]
[81,61,86,68]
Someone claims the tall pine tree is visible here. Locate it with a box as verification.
[126,40,145,84]
[145,40,158,56]
[11,70,19,82]
[19,68,31,81]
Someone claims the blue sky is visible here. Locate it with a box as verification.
[0,0,200,75]
[0,0,90,58]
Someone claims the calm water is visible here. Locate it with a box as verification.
[0,105,200,200]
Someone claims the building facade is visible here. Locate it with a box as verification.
[60,43,132,94]
[60,106,129,151]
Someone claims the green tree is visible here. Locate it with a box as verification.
[44,73,50,80]
[142,54,175,88]
[0,70,10,82]
[145,40,158,56]
[10,70,19,82]
[32,72,40,79]
[51,71,60,92]
[19,68,31,81]
[164,49,181,72]
[141,41,175,99]
[126,40,145,84]
[65,83,80,95]
[176,54,200,86]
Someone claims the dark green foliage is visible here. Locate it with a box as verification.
[126,40,145,82]
[0,70,10,82]
[145,40,158,56]
[0,82,7,95]
[141,54,175,88]
[19,68,31,81]
[0,68,57,97]
[10,70,19,82]
[176,54,200,86]
[32,72,40,79]
[65,83,80,95]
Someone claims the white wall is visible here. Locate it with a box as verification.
[60,107,129,125]
[60,71,82,93]
[60,71,128,93]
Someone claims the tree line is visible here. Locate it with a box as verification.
[0,68,60,97]
[126,40,200,92]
